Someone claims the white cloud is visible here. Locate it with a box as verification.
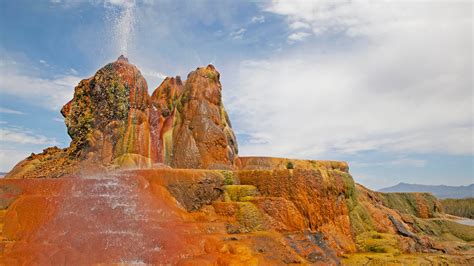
[140,67,168,90]
[251,15,265,24]
[69,68,78,75]
[0,149,32,172]
[264,0,379,37]
[289,21,310,30]
[264,0,473,40]
[0,61,81,110]
[142,68,167,80]
[392,158,426,168]
[0,127,59,146]
[0,121,61,172]
[352,158,426,168]
[228,1,472,158]
[0,107,25,115]
[39,59,50,67]
[288,31,311,42]
[230,28,247,40]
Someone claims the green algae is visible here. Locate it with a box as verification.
[356,231,400,254]
[411,217,474,242]
[342,253,464,265]
[339,172,374,235]
[204,71,218,82]
[349,204,375,235]
[224,185,258,202]
[221,171,235,185]
[236,202,264,232]
[381,192,439,218]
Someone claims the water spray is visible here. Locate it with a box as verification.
[106,0,136,56]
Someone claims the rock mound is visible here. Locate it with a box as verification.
[7,56,239,178]
[171,65,238,169]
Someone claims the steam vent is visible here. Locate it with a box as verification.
[0,57,472,264]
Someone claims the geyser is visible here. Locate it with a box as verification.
[106,0,135,56]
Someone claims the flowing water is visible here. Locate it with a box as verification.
[5,172,202,264]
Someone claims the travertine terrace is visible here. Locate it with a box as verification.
[0,57,472,265]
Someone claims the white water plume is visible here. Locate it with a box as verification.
[105,0,136,56]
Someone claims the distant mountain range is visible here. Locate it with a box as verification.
[379,182,474,199]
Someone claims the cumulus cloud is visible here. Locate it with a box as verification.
[227,1,472,158]
[264,0,473,39]
[288,31,311,42]
[289,21,310,30]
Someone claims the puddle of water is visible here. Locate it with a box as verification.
[454,218,474,226]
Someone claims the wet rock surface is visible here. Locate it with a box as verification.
[1,168,473,264]
[1,173,219,264]
[0,185,21,210]
[0,170,344,265]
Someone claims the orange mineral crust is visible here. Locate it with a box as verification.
[2,57,473,265]
[0,171,335,265]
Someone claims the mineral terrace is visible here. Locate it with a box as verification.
[1,56,472,265]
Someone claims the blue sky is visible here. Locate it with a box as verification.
[0,0,472,190]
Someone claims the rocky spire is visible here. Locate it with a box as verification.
[7,57,240,178]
